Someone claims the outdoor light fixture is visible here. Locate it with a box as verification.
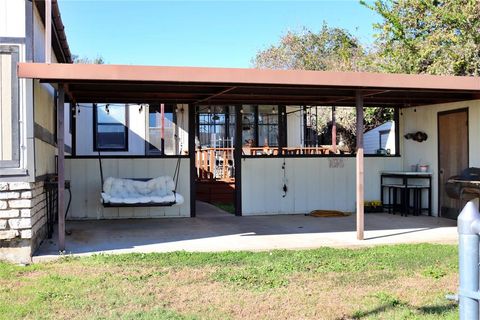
[240,107,244,114]
[272,106,277,114]
[138,103,147,113]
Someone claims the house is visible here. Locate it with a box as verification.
[2,0,480,263]
[0,0,72,262]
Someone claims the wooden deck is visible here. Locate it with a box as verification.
[196,180,235,204]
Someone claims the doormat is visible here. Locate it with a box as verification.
[308,210,351,217]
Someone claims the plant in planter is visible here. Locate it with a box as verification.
[364,200,383,213]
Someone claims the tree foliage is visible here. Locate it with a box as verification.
[72,54,105,64]
[253,24,370,72]
[362,0,480,76]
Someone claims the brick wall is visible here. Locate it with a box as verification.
[0,181,48,263]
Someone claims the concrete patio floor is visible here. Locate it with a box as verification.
[33,202,458,262]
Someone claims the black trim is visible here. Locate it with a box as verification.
[437,107,469,218]
[0,37,25,44]
[93,103,129,152]
[103,201,176,208]
[188,104,196,217]
[34,122,56,146]
[241,154,401,159]
[278,105,286,154]
[66,155,188,159]
[394,107,400,156]
[234,105,242,216]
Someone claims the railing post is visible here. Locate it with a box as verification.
[458,198,480,320]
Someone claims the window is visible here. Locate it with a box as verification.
[94,104,128,151]
[148,103,176,155]
[258,105,279,147]
[0,45,20,168]
[197,105,235,148]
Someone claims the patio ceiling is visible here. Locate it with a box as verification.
[18,63,480,107]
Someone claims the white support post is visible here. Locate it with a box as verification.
[356,91,364,240]
[57,84,65,252]
[45,0,52,63]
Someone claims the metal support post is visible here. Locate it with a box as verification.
[458,198,480,319]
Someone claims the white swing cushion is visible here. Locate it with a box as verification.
[101,176,182,205]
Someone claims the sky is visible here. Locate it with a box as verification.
[57,0,381,68]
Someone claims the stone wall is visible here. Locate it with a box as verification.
[0,181,48,263]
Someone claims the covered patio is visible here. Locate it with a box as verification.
[17,62,480,254]
[34,201,457,262]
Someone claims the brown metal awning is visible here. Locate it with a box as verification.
[18,63,480,106]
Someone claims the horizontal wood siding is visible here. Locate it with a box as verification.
[65,158,190,219]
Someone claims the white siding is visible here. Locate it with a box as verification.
[33,80,57,177]
[364,121,396,155]
[75,104,189,156]
[65,158,191,219]
[32,4,57,63]
[286,106,302,147]
[241,157,402,215]
[0,0,25,38]
[64,103,71,151]
[402,99,480,215]
[75,104,146,156]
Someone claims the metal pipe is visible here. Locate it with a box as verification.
[45,0,52,63]
[458,198,480,319]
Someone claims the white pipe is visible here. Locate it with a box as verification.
[45,0,52,63]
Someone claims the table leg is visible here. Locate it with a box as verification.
[428,176,432,216]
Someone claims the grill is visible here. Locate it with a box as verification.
[446,167,480,200]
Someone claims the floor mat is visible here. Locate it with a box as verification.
[309,210,351,217]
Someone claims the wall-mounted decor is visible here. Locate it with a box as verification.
[404,131,428,142]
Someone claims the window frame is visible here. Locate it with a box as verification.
[93,103,129,152]
[196,105,235,148]
[146,103,177,155]
[0,45,20,169]
[241,106,400,158]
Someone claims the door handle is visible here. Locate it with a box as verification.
[440,168,444,175]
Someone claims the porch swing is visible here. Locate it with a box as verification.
[98,152,184,207]
[96,102,185,207]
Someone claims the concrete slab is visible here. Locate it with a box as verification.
[33,206,457,262]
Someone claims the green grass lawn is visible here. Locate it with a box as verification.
[0,244,458,319]
[212,203,235,214]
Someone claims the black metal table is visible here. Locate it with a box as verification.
[381,171,432,216]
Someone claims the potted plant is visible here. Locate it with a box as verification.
[364,200,383,213]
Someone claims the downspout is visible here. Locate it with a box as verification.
[45,0,51,63]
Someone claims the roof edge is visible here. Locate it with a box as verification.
[17,63,480,92]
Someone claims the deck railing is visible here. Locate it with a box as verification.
[195,148,235,182]
[195,146,347,182]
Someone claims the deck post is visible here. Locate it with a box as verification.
[331,106,337,153]
[234,105,242,216]
[57,84,65,252]
[188,104,196,217]
[355,91,364,240]
[45,0,51,63]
